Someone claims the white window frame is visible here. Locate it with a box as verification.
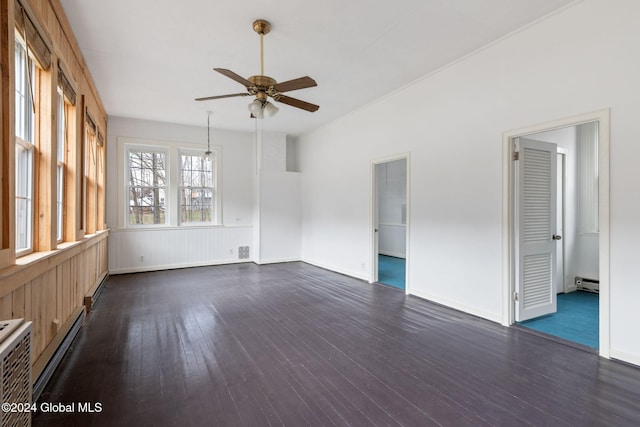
[15,36,35,256]
[178,149,217,225]
[117,137,222,229]
[123,143,170,228]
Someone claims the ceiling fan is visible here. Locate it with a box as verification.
[195,19,319,118]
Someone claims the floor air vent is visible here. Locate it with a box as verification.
[0,319,32,427]
[238,246,250,259]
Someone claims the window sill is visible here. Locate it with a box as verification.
[0,230,109,296]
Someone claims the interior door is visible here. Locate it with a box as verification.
[515,138,558,321]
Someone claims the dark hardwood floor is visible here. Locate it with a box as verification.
[33,262,640,426]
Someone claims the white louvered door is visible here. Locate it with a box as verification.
[515,138,557,321]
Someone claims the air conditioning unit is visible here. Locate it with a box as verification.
[0,319,32,427]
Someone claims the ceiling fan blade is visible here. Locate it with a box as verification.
[214,68,254,88]
[276,95,320,112]
[195,93,249,101]
[273,76,317,93]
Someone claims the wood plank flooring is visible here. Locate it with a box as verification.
[33,262,640,426]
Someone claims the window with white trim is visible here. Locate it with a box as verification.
[14,37,35,255]
[126,147,167,225]
[179,150,216,224]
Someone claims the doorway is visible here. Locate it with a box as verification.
[371,155,409,292]
[502,110,610,357]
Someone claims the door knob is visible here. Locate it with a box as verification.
[552,234,562,240]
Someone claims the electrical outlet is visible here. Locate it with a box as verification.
[230,248,234,254]
[139,256,144,262]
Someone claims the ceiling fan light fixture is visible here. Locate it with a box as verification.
[264,100,279,117]
[248,98,263,117]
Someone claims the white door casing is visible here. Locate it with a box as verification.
[515,138,558,321]
[556,152,565,293]
[370,153,410,293]
[502,109,610,358]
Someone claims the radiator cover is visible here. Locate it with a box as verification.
[0,319,32,427]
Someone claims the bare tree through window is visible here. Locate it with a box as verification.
[127,149,166,225]
[179,152,214,223]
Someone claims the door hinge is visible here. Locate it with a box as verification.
[513,151,520,161]
[513,291,519,302]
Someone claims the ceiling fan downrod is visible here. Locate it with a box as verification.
[253,19,271,76]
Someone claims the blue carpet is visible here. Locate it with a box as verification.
[378,255,405,290]
[518,291,599,348]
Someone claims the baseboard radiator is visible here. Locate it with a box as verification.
[32,308,85,401]
[576,276,599,293]
[0,319,32,427]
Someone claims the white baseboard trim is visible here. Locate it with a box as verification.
[301,258,369,282]
[409,288,502,324]
[109,258,252,275]
[565,284,578,293]
[254,257,301,265]
[610,349,640,368]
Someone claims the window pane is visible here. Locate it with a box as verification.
[179,188,213,223]
[14,41,34,143]
[15,143,33,252]
[127,148,167,225]
[57,87,65,161]
[57,164,64,241]
[179,153,214,224]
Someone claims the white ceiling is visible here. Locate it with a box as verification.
[59,0,576,136]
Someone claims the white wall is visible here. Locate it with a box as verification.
[106,116,255,273]
[298,0,640,365]
[257,171,302,263]
[575,122,600,281]
[253,131,303,263]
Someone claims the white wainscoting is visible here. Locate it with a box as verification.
[379,223,406,258]
[109,226,253,274]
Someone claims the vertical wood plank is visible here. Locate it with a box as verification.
[31,275,43,363]
[0,292,12,319]
[12,286,25,318]
[45,268,57,342]
[56,263,63,324]
[62,258,71,321]
[24,281,32,321]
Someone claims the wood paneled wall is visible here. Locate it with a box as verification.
[0,232,108,365]
[0,0,109,372]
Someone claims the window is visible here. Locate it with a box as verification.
[14,38,35,255]
[119,138,221,228]
[179,151,215,224]
[127,147,167,225]
[56,86,66,242]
